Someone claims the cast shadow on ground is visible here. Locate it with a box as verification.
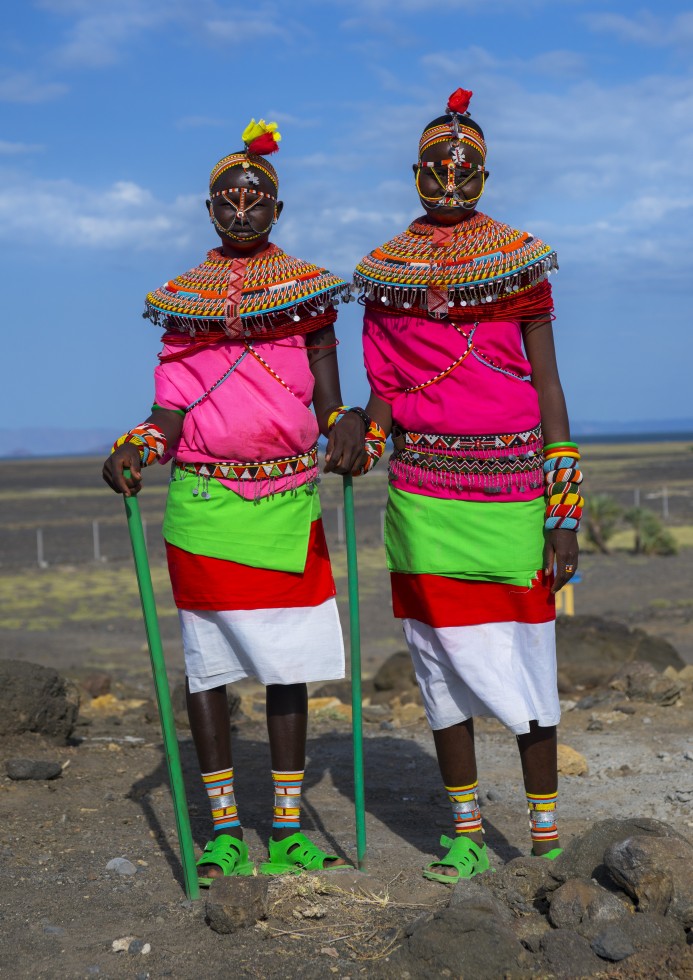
[129,727,520,890]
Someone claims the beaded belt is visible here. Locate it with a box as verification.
[390,426,544,494]
[175,445,319,484]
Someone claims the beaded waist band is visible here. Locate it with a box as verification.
[175,445,319,483]
[390,426,544,495]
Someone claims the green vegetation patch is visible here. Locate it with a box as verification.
[0,564,177,630]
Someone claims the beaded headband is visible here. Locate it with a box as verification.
[209,118,282,190]
[418,88,487,163]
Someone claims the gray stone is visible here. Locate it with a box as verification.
[42,923,66,936]
[548,878,630,937]
[480,854,560,915]
[6,759,62,781]
[617,911,686,950]
[540,928,604,977]
[609,661,683,705]
[556,615,683,689]
[604,834,693,923]
[0,660,79,742]
[590,925,635,962]
[393,906,528,977]
[372,650,417,693]
[551,817,685,889]
[205,876,269,934]
[106,857,137,876]
[448,879,513,923]
[485,788,502,802]
[128,939,146,954]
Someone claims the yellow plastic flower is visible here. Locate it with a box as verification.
[242,119,282,146]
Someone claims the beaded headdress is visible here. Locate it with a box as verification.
[418,88,487,164]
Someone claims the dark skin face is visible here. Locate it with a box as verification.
[206,163,284,258]
[413,139,487,225]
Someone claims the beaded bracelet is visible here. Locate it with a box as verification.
[356,421,387,475]
[112,423,168,467]
[327,405,351,429]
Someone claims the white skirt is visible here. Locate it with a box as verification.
[403,617,560,734]
[181,598,345,693]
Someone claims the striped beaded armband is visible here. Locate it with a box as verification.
[358,420,387,475]
[112,423,168,467]
[544,449,584,532]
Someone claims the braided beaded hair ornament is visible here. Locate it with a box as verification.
[208,119,282,243]
[416,88,488,211]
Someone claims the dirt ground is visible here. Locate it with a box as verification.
[1,445,692,978]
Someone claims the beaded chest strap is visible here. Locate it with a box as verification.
[390,426,544,495]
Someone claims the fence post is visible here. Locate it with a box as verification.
[634,488,640,508]
[36,528,48,569]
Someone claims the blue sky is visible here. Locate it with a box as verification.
[2,0,693,437]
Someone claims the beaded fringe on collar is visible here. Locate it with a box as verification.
[354,212,558,322]
[144,244,352,340]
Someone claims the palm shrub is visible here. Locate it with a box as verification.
[584,494,622,554]
[623,507,678,555]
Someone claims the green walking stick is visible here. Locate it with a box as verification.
[122,472,200,900]
[343,473,367,870]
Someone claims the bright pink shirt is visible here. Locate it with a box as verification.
[154,335,318,497]
[363,308,543,502]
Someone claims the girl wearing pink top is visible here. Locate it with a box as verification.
[355,90,582,881]
[104,120,368,883]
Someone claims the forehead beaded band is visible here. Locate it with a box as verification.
[210,187,277,203]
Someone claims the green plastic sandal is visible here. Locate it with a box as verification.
[423,834,490,884]
[259,832,353,876]
[532,847,563,860]
[196,834,255,887]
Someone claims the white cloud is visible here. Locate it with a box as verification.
[0,72,68,103]
[0,141,44,155]
[0,176,200,250]
[586,11,693,47]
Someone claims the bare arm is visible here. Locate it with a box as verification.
[522,316,579,593]
[306,324,366,475]
[102,408,183,496]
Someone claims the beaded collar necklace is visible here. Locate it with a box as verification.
[354,212,558,319]
[144,243,352,340]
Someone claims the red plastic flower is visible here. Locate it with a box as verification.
[447,88,473,114]
[247,132,280,155]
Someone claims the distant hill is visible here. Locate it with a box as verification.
[0,428,114,460]
[0,420,691,459]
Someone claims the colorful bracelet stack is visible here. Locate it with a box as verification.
[112,422,168,467]
[543,441,584,532]
[359,420,387,474]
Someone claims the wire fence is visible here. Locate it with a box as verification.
[1,505,390,570]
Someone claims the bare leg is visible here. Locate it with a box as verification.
[186,680,240,878]
[517,721,559,855]
[266,683,345,865]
